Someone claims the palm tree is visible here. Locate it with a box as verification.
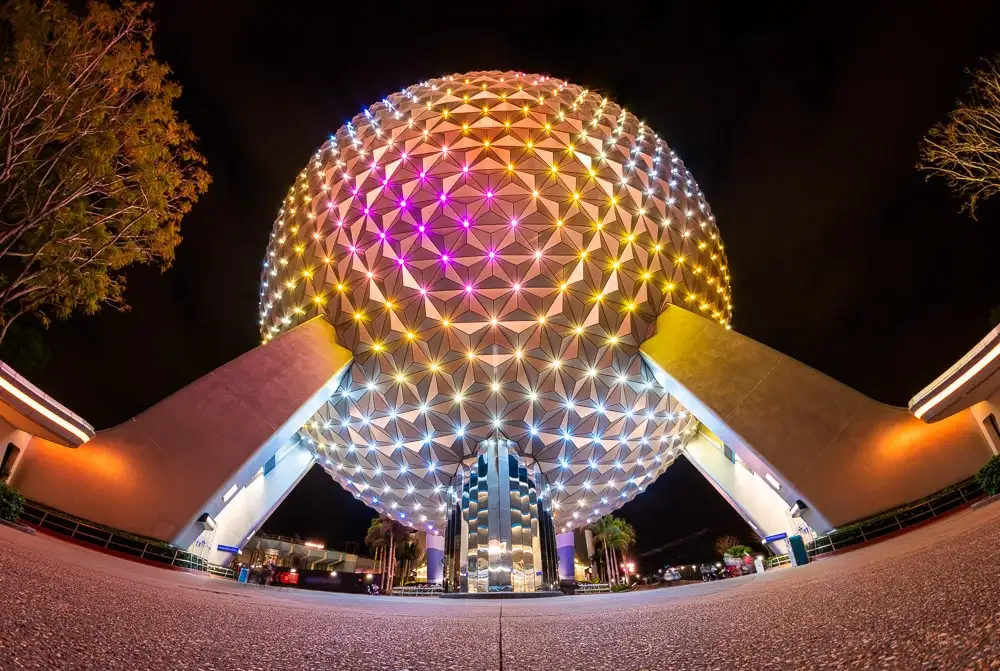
[395,540,420,585]
[365,517,389,584]
[612,518,636,583]
[588,516,621,584]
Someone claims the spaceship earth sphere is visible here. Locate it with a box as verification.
[259,71,733,534]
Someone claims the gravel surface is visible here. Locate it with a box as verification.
[2,501,999,670]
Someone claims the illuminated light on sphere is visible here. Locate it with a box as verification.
[259,71,732,532]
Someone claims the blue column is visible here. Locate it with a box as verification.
[426,532,445,583]
[556,531,575,581]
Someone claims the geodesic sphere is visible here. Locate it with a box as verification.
[259,71,732,532]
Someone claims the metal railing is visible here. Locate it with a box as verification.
[392,584,444,596]
[765,479,983,568]
[577,583,611,593]
[207,564,235,579]
[18,502,208,572]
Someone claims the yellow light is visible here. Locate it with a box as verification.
[313,295,326,305]
[579,250,588,259]
[610,196,618,205]
[396,373,406,383]
[372,343,383,352]
[405,331,415,339]
[626,302,635,311]
[607,336,618,345]
[467,351,476,360]
[336,283,346,292]
[441,318,451,327]
[354,312,364,320]
[384,301,394,310]
[559,282,568,292]
[572,192,580,200]
[484,139,490,148]
[537,315,546,325]
[551,359,561,368]
[550,164,558,173]
[593,292,603,302]
[462,123,469,132]
[429,362,440,372]
[575,326,584,335]
[507,163,514,172]
[0,371,90,443]
[514,349,523,359]
[556,219,564,227]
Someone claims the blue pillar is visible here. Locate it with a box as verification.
[556,531,575,581]
[426,532,445,583]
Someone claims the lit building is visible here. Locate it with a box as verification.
[5,72,998,594]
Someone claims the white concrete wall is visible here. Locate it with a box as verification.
[0,416,32,479]
[970,389,1000,456]
[187,442,314,566]
[683,432,797,552]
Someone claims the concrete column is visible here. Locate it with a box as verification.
[426,533,445,583]
[556,531,575,581]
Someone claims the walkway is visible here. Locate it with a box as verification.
[2,502,1000,669]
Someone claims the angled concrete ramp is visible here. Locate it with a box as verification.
[641,306,992,532]
[11,317,351,560]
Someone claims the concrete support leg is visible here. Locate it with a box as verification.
[425,533,445,583]
[556,531,575,581]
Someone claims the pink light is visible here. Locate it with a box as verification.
[487,250,496,260]
[512,283,521,292]
[419,287,428,295]
[510,217,518,227]
[399,199,407,207]
[348,245,357,253]
[441,254,450,263]
[378,231,386,239]
[462,219,470,228]
[440,193,447,202]
[466,284,474,293]
[352,188,359,195]
[418,225,425,232]
[337,219,344,227]
[401,152,408,160]
[398,257,406,266]
[485,191,494,199]
[383,178,389,186]
[463,165,469,174]
[363,206,371,215]
[420,171,426,179]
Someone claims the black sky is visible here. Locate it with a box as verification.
[10,1,1000,569]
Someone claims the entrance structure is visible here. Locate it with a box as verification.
[5,71,998,586]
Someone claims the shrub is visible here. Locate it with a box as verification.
[0,482,25,522]
[976,455,1000,496]
[723,544,753,558]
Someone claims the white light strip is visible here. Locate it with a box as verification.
[914,340,1000,419]
[0,374,91,443]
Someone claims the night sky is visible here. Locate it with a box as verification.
[8,1,1000,572]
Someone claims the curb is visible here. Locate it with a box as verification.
[971,493,1000,510]
[0,517,36,535]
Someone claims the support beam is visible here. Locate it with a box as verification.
[641,306,993,531]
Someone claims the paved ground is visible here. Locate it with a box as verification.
[2,503,1000,670]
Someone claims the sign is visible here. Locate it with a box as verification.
[754,558,765,574]
[217,544,240,553]
[763,533,787,543]
[238,567,249,583]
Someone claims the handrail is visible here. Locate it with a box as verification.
[765,480,983,568]
[393,585,443,596]
[577,583,611,593]
[18,502,209,573]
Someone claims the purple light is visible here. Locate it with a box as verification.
[399,199,407,207]
[439,193,447,202]
[398,257,406,266]
[487,250,496,260]
[462,219,470,228]
[418,225,425,233]
[441,254,450,263]
[382,177,389,186]
[352,188,359,195]
[378,230,386,239]
[419,171,426,179]
[363,206,371,215]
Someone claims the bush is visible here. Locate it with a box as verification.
[611,583,633,592]
[977,455,1000,495]
[723,544,753,558]
[0,482,25,522]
